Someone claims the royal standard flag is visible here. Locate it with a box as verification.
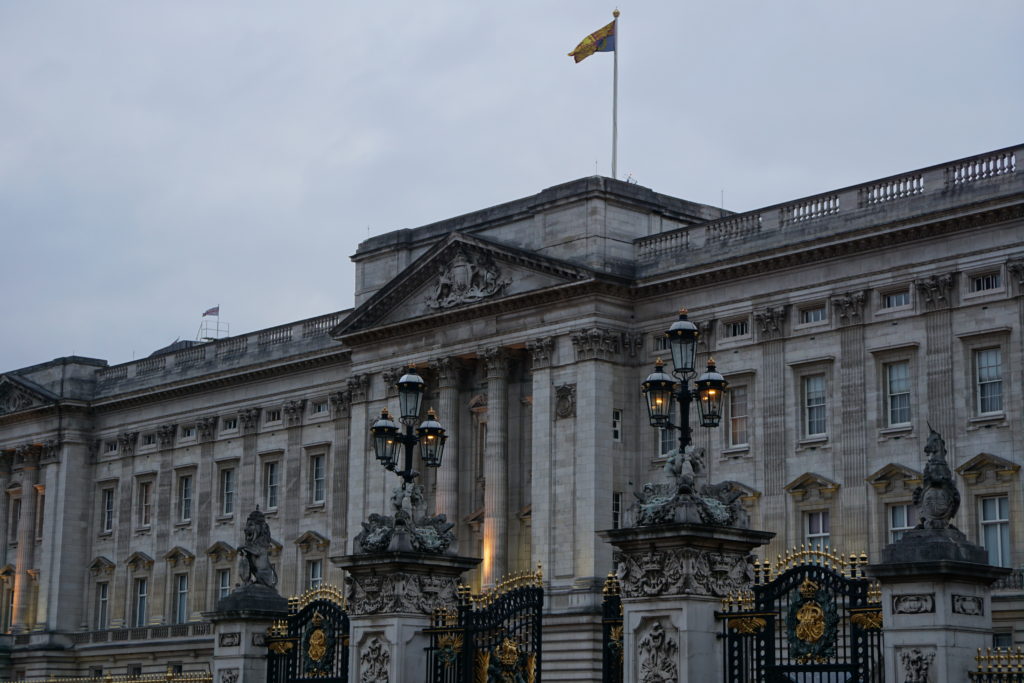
[568,20,616,63]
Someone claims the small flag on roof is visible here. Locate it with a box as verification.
[203,306,220,317]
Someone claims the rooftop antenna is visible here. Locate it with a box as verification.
[197,305,229,342]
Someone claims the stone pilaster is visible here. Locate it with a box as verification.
[329,390,352,585]
[482,348,510,586]
[599,523,773,683]
[527,337,555,580]
[430,357,462,521]
[12,446,39,631]
[835,292,869,552]
[345,374,371,550]
[755,306,787,558]
[916,274,956,438]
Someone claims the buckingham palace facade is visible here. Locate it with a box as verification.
[0,144,1021,678]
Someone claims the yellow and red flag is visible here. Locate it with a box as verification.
[567,20,616,63]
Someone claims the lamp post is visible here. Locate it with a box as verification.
[641,308,728,453]
[370,367,448,488]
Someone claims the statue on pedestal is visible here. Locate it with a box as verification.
[913,426,961,530]
[238,509,278,588]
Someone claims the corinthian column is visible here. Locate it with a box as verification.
[430,357,461,520]
[482,347,510,586]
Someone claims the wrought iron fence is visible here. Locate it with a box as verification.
[10,670,211,683]
[971,647,1024,681]
[265,584,349,683]
[426,566,544,683]
[601,572,623,683]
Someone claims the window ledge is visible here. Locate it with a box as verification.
[263,509,279,517]
[721,446,750,458]
[306,502,326,511]
[174,521,192,529]
[796,437,829,452]
[215,514,234,523]
[878,425,913,441]
[134,527,151,536]
[968,414,1008,431]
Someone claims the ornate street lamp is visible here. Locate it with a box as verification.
[369,366,448,486]
[642,308,728,453]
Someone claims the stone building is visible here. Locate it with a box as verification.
[0,144,1020,678]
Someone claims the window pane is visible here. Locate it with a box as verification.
[729,386,748,446]
[803,375,827,436]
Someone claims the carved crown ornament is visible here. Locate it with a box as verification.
[425,245,511,311]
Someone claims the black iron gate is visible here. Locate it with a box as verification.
[719,547,883,683]
[426,566,544,682]
[601,572,623,683]
[266,584,350,683]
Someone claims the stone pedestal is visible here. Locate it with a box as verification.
[870,529,1010,683]
[208,584,289,683]
[599,523,773,683]
[332,550,480,683]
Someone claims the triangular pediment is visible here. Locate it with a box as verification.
[0,375,57,417]
[957,452,1020,484]
[294,530,330,553]
[163,546,196,567]
[126,551,154,572]
[866,463,923,493]
[785,472,840,501]
[333,233,605,340]
[88,556,115,577]
[206,541,236,563]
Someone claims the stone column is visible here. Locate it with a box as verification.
[526,338,555,577]
[916,274,956,437]
[870,530,1009,682]
[345,375,371,549]
[753,306,787,557]
[12,446,39,632]
[333,551,480,683]
[328,390,353,586]
[431,357,461,520]
[599,523,773,683]
[482,347,510,586]
[833,292,869,552]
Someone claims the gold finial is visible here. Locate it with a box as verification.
[380,408,391,418]
[707,357,717,368]
[426,407,437,419]
[654,357,665,368]
[613,8,620,18]
[678,307,688,316]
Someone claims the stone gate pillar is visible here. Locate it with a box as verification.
[599,523,773,683]
[333,551,480,683]
[209,584,288,683]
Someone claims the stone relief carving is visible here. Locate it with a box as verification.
[430,356,462,388]
[329,390,352,416]
[359,636,391,683]
[251,632,266,646]
[915,274,954,311]
[554,384,576,419]
[1008,258,1024,288]
[892,594,935,614]
[348,374,370,403]
[526,337,555,368]
[621,331,646,358]
[615,546,754,599]
[695,319,715,351]
[912,427,960,529]
[754,306,787,341]
[630,445,749,528]
[637,620,678,683]
[238,510,278,589]
[354,482,455,556]
[238,409,261,433]
[219,632,241,647]
[0,383,36,416]
[218,669,238,683]
[832,291,867,324]
[346,570,459,616]
[117,431,139,457]
[899,647,935,683]
[283,400,306,426]
[425,246,510,311]
[952,594,984,616]
[482,347,511,379]
[196,417,218,441]
[571,327,622,361]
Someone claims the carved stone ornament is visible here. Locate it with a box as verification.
[328,390,352,416]
[219,668,239,683]
[892,593,935,614]
[526,337,555,369]
[753,306,787,341]
[283,400,306,427]
[554,384,576,419]
[899,647,935,683]
[348,374,370,403]
[219,632,241,647]
[482,347,511,379]
[359,636,391,683]
[1008,258,1024,288]
[912,427,960,530]
[425,246,510,311]
[252,632,266,647]
[346,570,459,616]
[196,417,218,441]
[915,273,954,311]
[622,331,646,358]
[637,620,678,683]
[570,327,621,361]
[430,356,462,388]
[952,594,984,616]
[695,320,715,351]
[40,440,59,463]
[117,431,139,457]
[614,547,755,599]
[0,383,37,416]
[832,291,867,324]
[238,409,261,433]
[354,483,455,556]
[381,368,403,397]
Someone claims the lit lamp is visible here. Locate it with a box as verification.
[417,408,448,467]
[370,366,448,487]
[695,359,728,428]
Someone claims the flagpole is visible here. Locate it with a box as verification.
[612,9,619,180]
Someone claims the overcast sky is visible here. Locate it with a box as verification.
[2,1,1021,372]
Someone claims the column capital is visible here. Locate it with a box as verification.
[197,417,218,442]
[1006,258,1024,291]
[526,337,555,369]
[915,273,955,311]
[157,423,179,446]
[570,326,622,361]
[347,374,370,403]
[283,400,306,427]
[429,357,464,388]
[482,347,512,379]
[329,390,352,416]
[832,290,867,326]
[754,306,788,341]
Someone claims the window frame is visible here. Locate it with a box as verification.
[801,373,828,439]
[219,466,235,517]
[176,473,194,524]
[805,509,831,549]
[884,360,912,428]
[721,317,751,340]
[888,503,914,543]
[309,453,326,505]
[100,487,115,534]
[132,577,148,628]
[136,479,153,529]
[306,559,323,590]
[727,383,750,449]
[611,409,623,443]
[980,495,1011,568]
[797,304,828,326]
[263,460,280,511]
[173,573,189,625]
[95,581,109,630]
[217,568,232,601]
[879,288,912,311]
[974,347,1004,416]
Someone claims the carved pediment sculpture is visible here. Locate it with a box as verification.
[0,375,55,416]
[425,246,510,310]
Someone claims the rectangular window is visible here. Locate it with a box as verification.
[307,559,323,590]
[728,385,749,447]
[34,492,44,541]
[981,496,1011,567]
[975,348,1003,414]
[173,574,189,624]
[723,319,749,338]
[971,272,1002,292]
[142,433,156,446]
[654,335,669,352]
[264,462,279,510]
[882,290,910,309]
[312,401,329,415]
[805,510,830,549]
[800,306,827,324]
[101,489,114,533]
[612,492,623,530]
[310,454,326,504]
[802,374,827,437]
[137,481,152,528]
[177,475,193,523]
[218,569,232,600]
[889,503,914,543]
[265,409,282,423]
[220,469,235,516]
[105,441,118,453]
[659,427,676,457]
[95,582,109,629]
[222,417,238,431]
[885,361,911,427]
[133,578,148,628]
[181,426,195,439]
[612,409,622,442]
[7,497,19,540]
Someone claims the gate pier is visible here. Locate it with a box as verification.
[333,551,479,683]
[210,584,289,683]
[599,523,773,683]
